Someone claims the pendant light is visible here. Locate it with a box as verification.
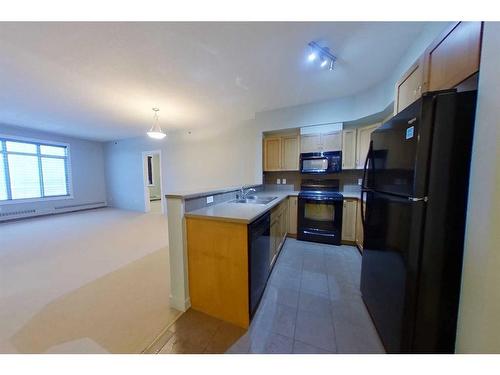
[147,107,166,139]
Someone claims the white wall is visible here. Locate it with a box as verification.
[0,123,107,217]
[455,22,500,353]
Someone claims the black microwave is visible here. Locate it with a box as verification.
[300,151,342,174]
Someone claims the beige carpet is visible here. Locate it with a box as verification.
[0,208,180,353]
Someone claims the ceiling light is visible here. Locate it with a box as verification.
[307,41,337,71]
[307,52,317,62]
[147,108,166,140]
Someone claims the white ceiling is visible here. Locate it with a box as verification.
[0,22,428,141]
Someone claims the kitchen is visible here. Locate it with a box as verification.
[164,21,485,354]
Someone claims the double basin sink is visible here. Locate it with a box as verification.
[230,196,278,205]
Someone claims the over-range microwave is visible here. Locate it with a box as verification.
[300,151,342,174]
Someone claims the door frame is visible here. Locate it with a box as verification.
[142,150,164,214]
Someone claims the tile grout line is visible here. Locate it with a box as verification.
[324,250,339,354]
[290,241,305,354]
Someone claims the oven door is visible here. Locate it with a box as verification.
[301,157,329,173]
[297,196,343,245]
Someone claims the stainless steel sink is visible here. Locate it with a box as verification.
[230,196,278,205]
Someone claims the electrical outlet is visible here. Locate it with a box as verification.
[276,179,281,184]
[282,178,287,184]
[206,196,214,204]
[358,178,363,185]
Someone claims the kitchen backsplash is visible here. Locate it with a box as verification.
[263,170,364,190]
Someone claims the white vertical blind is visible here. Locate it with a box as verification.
[8,154,41,199]
[0,153,7,201]
[0,138,71,202]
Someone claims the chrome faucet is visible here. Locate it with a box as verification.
[240,186,256,199]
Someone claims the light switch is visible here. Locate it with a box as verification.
[282,179,287,184]
[276,179,281,184]
[206,196,214,204]
[358,178,363,185]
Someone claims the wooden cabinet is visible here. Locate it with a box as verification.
[300,134,321,153]
[395,56,424,114]
[321,131,342,151]
[394,22,482,115]
[281,135,300,170]
[263,137,282,171]
[356,124,380,169]
[263,134,300,172]
[270,199,288,265]
[342,198,357,243]
[300,131,341,153]
[342,129,357,169]
[288,196,298,235]
[424,22,482,92]
[355,198,365,250]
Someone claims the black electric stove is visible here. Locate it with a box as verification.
[297,179,344,245]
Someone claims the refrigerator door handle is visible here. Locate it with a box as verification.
[408,196,428,202]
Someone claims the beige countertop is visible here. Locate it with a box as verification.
[184,188,361,224]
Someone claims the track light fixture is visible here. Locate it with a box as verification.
[307,41,336,71]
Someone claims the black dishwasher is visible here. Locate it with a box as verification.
[248,212,271,317]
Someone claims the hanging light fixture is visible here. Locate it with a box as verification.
[147,107,166,139]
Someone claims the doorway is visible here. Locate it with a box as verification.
[142,150,164,214]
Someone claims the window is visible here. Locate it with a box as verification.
[0,137,72,202]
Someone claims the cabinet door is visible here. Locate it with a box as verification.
[341,199,357,242]
[355,198,364,250]
[356,124,380,169]
[321,131,342,152]
[288,197,298,235]
[270,219,279,265]
[342,129,357,169]
[425,22,482,91]
[264,137,282,171]
[282,135,300,171]
[300,134,321,153]
[395,56,424,114]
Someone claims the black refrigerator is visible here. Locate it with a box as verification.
[360,89,477,353]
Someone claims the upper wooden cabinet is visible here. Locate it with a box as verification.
[300,131,341,153]
[424,22,482,91]
[356,124,380,169]
[321,131,342,151]
[395,56,424,114]
[394,22,482,114]
[342,129,357,169]
[263,137,282,171]
[281,135,300,171]
[263,133,300,172]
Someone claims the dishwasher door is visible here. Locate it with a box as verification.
[248,212,271,317]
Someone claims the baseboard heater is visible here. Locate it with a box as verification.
[0,201,107,222]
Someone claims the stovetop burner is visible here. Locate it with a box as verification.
[299,179,343,200]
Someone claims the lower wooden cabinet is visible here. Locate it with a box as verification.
[355,198,365,250]
[341,198,358,243]
[270,199,288,265]
[288,196,298,235]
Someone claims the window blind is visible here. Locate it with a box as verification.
[0,137,71,202]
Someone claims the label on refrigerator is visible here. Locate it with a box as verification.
[406,126,414,140]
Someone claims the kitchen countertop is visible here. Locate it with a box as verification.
[184,188,361,224]
[165,184,261,200]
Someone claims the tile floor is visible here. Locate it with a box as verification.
[226,238,385,354]
[154,238,385,354]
